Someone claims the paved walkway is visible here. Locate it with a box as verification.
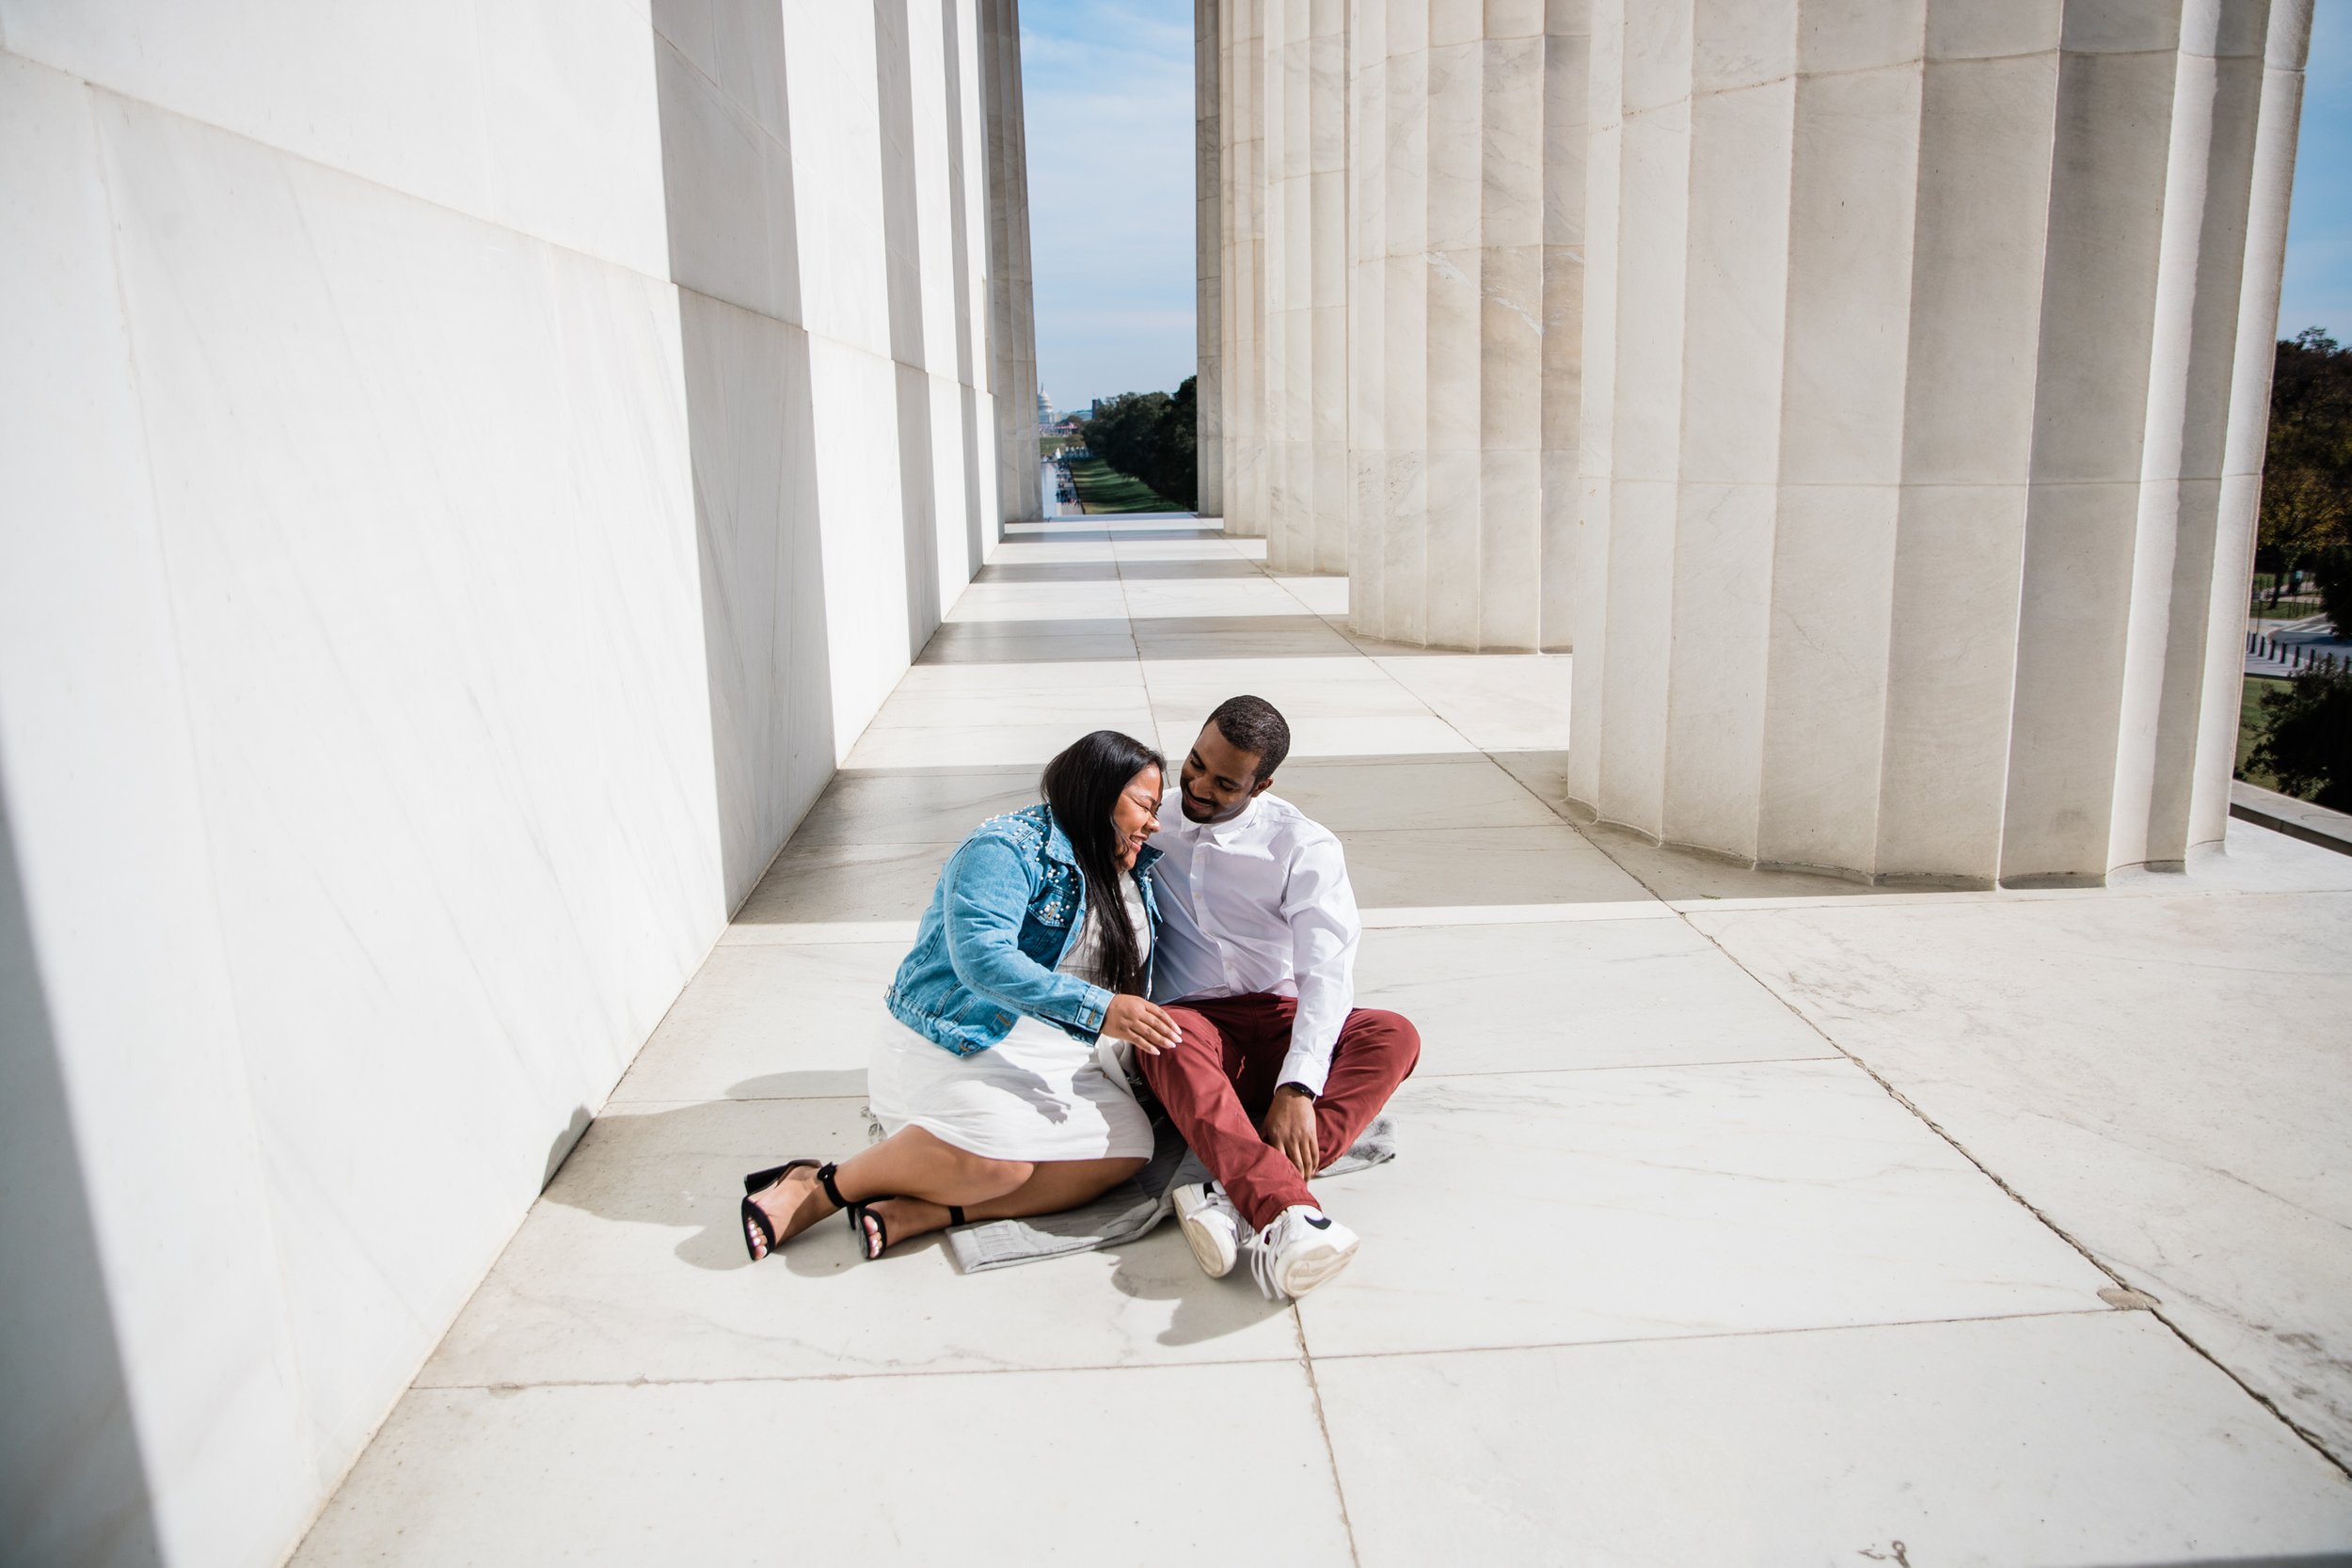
[2248,613,2351,678]
[293,519,2352,1564]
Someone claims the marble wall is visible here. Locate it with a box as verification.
[1568,0,2311,887]
[0,5,1026,1564]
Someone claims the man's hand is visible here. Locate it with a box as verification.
[1104,993,1182,1054]
[1258,1085,1319,1179]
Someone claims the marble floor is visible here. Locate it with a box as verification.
[292,519,2352,1565]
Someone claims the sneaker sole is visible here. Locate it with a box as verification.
[1173,1196,1237,1279]
[1274,1233,1359,1299]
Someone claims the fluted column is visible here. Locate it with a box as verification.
[1568,0,2312,887]
[1198,0,1226,519]
[1346,0,1587,649]
[1262,0,1348,572]
[1217,0,1267,537]
[981,0,1041,527]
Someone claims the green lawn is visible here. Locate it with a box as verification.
[2237,674,2291,791]
[1068,456,1180,514]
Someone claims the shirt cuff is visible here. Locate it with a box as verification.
[1276,1046,1331,1099]
[1073,983,1112,1034]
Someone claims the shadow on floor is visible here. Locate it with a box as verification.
[541,1103,594,1191]
[1005,528,1220,542]
[539,1093,871,1275]
[1101,1234,1293,1347]
[736,752,1712,926]
[544,1079,1294,1348]
[976,558,1267,582]
[914,614,1349,663]
[1485,749,1962,904]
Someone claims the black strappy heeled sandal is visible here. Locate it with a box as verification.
[849,1198,967,1260]
[740,1159,850,1262]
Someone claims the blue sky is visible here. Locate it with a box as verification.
[2281,0,2350,342]
[1018,0,1199,413]
[1019,6,2351,408]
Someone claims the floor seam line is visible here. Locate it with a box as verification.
[414,1353,1311,1393]
[1292,1309,1365,1566]
[1110,527,1156,730]
[1296,1305,2137,1364]
[411,1307,2163,1399]
[1674,904,2352,1482]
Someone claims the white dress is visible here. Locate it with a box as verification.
[867,875,1155,1162]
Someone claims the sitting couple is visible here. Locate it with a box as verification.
[739,695,1420,1300]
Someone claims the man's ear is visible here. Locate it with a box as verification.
[1250,774,1275,798]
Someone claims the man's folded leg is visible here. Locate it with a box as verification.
[1311,1006,1422,1172]
[1145,999,1313,1232]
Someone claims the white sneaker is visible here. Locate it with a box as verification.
[1172,1180,1243,1278]
[1246,1205,1359,1301]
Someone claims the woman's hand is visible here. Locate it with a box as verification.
[1104,993,1182,1054]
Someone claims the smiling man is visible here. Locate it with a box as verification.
[1142,695,1422,1300]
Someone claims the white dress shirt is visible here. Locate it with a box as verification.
[1148,791,1360,1096]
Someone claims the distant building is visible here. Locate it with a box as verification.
[1035,388,1054,430]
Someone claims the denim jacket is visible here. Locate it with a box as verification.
[885,803,1165,1056]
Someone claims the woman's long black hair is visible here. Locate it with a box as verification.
[1041,730,1165,999]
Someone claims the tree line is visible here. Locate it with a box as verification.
[2250,328,2352,809]
[1077,376,1197,513]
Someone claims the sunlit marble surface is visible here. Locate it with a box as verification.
[295,1362,1354,1567]
[1692,885,2352,1465]
[294,515,2352,1562]
[1320,1313,2352,1567]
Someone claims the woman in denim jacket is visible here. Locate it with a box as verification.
[741,730,1184,1261]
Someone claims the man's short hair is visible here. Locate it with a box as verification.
[1208,694,1291,781]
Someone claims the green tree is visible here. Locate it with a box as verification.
[2260,329,2352,597]
[2318,547,2352,638]
[1074,375,1199,513]
[2249,666,2352,810]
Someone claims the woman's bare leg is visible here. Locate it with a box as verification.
[745,1125,1036,1259]
[856,1155,1148,1255]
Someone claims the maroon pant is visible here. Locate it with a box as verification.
[1142,994,1421,1231]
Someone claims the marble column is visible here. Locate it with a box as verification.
[1261,0,1349,572]
[1218,0,1267,537]
[982,0,1041,527]
[1345,0,1587,649]
[1197,0,1226,519]
[1568,0,2312,887]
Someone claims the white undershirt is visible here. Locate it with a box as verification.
[1059,871,1152,990]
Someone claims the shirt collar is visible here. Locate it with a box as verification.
[1198,791,1263,844]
